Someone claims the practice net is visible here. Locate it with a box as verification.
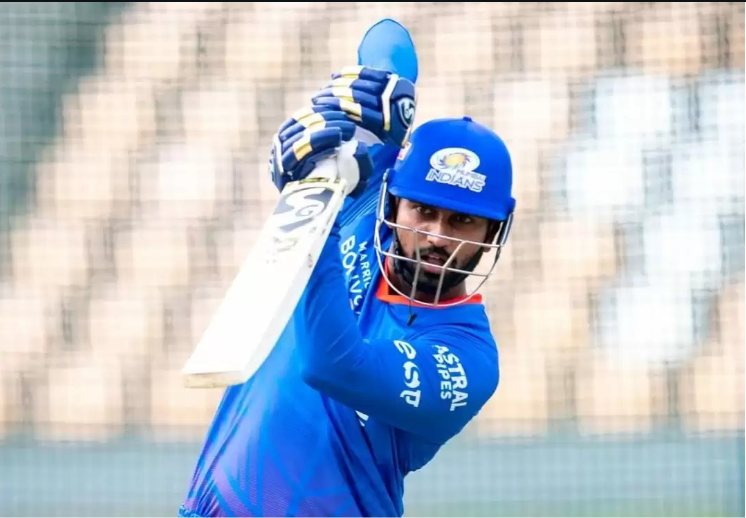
[0,2,743,516]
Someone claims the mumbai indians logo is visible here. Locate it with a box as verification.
[426,148,486,193]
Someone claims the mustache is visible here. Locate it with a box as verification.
[415,246,454,267]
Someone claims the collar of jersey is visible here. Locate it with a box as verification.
[375,262,483,308]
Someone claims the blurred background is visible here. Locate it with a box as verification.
[0,1,743,516]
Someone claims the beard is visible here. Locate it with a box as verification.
[391,234,483,296]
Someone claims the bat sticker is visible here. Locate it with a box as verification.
[271,184,336,235]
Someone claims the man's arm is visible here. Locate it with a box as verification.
[336,139,400,226]
[295,223,499,445]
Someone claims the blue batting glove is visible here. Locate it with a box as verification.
[310,66,416,148]
[269,105,373,198]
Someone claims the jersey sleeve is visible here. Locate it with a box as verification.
[336,141,400,225]
[295,222,499,445]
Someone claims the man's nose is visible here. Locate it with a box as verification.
[424,219,451,249]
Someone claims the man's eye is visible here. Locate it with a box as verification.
[416,205,432,215]
[455,215,473,224]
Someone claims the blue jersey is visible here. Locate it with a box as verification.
[179,143,500,517]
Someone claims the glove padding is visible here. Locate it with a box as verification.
[311,66,416,148]
[269,105,373,198]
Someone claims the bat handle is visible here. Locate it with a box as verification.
[307,156,340,181]
[307,140,359,195]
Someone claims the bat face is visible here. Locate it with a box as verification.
[181,172,348,389]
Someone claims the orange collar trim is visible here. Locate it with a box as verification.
[375,262,483,308]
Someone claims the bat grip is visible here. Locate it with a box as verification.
[307,156,340,181]
[306,140,359,192]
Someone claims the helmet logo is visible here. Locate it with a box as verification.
[427,148,486,193]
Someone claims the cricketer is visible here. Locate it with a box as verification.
[179,18,515,518]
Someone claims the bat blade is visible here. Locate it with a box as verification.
[181,160,347,388]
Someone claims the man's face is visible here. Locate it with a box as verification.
[392,197,491,291]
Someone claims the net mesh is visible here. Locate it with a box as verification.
[0,1,743,516]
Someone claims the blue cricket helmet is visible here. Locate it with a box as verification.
[387,116,516,222]
[373,116,516,307]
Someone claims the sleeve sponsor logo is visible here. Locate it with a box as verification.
[340,235,373,315]
[394,340,421,408]
[432,345,469,411]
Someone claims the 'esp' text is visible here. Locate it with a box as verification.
[394,340,421,408]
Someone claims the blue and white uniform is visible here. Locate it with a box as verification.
[179,119,511,516]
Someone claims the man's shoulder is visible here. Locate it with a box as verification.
[412,301,496,343]
[337,141,400,228]
[414,314,500,394]
[414,316,498,362]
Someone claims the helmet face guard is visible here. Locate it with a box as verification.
[373,176,513,307]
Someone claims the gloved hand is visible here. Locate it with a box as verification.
[310,66,416,148]
[268,105,373,198]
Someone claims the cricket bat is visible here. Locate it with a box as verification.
[181,17,418,389]
[181,152,350,388]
